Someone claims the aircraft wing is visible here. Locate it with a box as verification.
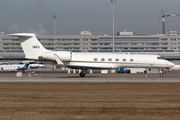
[66,64,113,70]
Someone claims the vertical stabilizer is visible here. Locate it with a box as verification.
[17,64,29,71]
[10,33,48,60]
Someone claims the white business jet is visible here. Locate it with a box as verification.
[29,63,45,69]
[10,33,174,77]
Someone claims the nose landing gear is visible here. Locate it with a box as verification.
[160,73,163,77]
[159,69,163,77]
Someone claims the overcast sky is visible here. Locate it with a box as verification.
[0,0,180,35]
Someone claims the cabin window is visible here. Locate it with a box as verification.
[94,58,98,61]
[115,58,119,61]
[108,58,112,61]
[101,58,105,61]
[123,58,126,62]
[130,58,133,62]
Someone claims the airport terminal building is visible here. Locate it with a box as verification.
[0,31,180,64]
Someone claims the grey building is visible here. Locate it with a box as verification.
[0,31,180,63]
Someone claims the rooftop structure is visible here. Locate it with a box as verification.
[80,31,92,36]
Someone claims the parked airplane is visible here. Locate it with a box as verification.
[18,61,45,69]
[0,64,29,72]
[0,63,44,72]
[0,60,34,65]
[29,63,45,69]
[166,65,180,71]
[10,33,174,77]
[0,60,43,65]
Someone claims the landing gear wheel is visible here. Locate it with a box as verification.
[160,73,163,77]
[80,72,85,77]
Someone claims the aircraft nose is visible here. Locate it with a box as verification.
[167,62,175,67]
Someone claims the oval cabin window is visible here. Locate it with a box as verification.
[130,58,134,62]
[115,58,119,61]
[94,58,98,61]
[101,58,105,61]
[123,58,126,62]
[108,58,112,61]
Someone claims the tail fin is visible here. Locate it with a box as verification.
[17,64,29,71]
[21,64,29,70]
[10,33,48,60]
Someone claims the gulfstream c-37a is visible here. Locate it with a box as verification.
[10,33,174,77]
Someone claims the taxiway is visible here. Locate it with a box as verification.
[0,74,179,82]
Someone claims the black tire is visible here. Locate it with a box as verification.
[80,72,85,77]
[160,73,163,77]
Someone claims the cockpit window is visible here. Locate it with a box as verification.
[157,57,164,60]
[157,57,161,60]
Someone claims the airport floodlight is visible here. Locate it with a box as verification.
[53,15,56,51]
[53,15,56,20]
[111,0,116,5]
[111,0,116,53]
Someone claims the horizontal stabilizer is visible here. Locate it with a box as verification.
[9,33,35,37]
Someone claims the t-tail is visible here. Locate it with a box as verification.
[10,33,71,65]
[10,33,48,60]
[17,64,29,71]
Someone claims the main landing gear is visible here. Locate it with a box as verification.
[80,72,85,77]
[79,68,87,77]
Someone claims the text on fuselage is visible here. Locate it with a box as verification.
[32,45,40,49]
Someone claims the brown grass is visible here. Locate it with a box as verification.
[0,82,180,120]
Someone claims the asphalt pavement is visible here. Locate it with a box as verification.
[0,75,179,82]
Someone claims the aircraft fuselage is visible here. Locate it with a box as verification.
[41,51,174,69]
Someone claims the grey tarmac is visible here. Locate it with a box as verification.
[0,75,179,82]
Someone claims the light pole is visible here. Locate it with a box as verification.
[53,15,56,51]
[111,0,116,53]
